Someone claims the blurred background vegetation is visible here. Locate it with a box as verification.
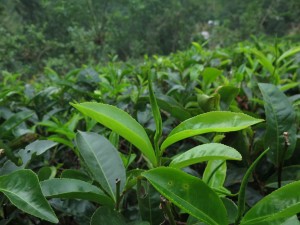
[1,0,300,74]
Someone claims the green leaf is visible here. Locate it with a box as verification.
[217,86,240,110]
[142,167,228,225]
[90,207,127,225]
[203,160,227,189]
[241,180,300,224]
[138,95,192,121]
[197,94,220,112]
[38,166,57,181]
[235,148,269,224]
[0,170,58,223]
[41,178,114,206]
[0,111,33,137]
[60,169,92,182]
[222,198,238,224]
[277,46,300,63]
[202,67,222,86]
[75,131,126,202]
[258,83,297,166]
[169,143,241,168]
[250,49,274,74]
[0,140,58,176]
[71,102,156,166]
[249,216,300,225]
[161,111,263,151]
[148,72,162,160]
[137,179,165,225]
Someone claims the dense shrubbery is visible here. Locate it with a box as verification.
[1,0,300,75]
[0,39,300,224]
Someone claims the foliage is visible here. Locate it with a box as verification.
[0,38,300,224]
[1,0,300,75]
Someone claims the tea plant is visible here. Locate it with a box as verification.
[0,39,299,224]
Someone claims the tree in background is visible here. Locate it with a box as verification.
[0,0,299,74]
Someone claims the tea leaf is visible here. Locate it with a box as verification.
[142,167,228,225]
[161,112,263,152]
[71,102,156,166]
[0,170,58,223]
[241,180,300,224]
[258,83,297,167]
[90,207,127,225]
[75,131,126,202]
[277,46,300,63]
[41,178,114,206]
[170,143,241,168]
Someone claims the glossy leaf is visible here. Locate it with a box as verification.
[71,102,156,166]
[203,160,227,189]
[217,86,240,110]
[247,216,300,225]
[75,131,126,201]
[142,167,228,225]
[170,143,241,168]
[241,180,300,224]
[0,170,58,223]
[258,83,297,166]
[90,207,126,225]
[41,178,114,206]
[161,111,263,151]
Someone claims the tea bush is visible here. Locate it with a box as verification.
[0,39,300,224]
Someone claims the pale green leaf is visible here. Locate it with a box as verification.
[161,111,263,151]
[170,143,241,168]
[71,102,156,166]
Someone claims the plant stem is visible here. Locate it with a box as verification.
[235,148,269,225]
[160,196,176,225]
[278,132,290,188]
[115,178,121,211]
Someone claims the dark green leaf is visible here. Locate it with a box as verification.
[137,179,164,225]
[258,83,297,166]
[90,207,126,225]
[241,181,300,224]
[41,178,114,206]
[75,131,126,202]
[0,170,58,223]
